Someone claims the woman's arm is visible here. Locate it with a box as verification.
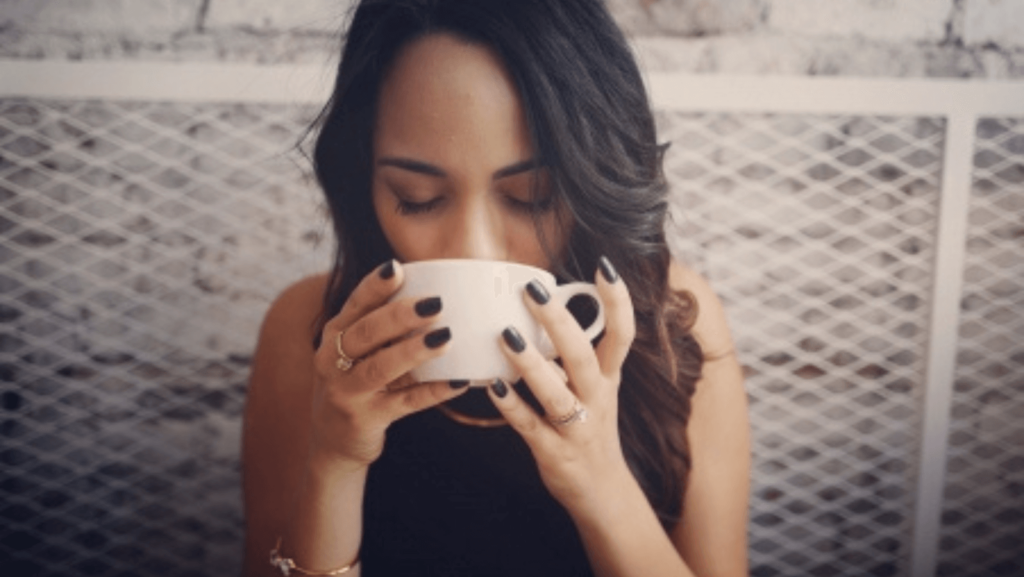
[669,262,751,576]
[487,259,750,577]
[243,265,469,576]
[565,263,750,577]
[243,275,367,576]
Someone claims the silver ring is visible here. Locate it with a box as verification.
[548,398,588,427]
[335,330,356,371]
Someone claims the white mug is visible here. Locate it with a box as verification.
[392,259,606,386]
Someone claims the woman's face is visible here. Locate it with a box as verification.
[372,33,568,270]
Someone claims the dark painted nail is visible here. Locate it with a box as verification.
[502,326,526,353]
[379,259,395,279]
[415,297,442,317]
[526,279,550,305]
[491,378,508,398]
[598,256,619,283]
[449,379,470,390]
[424,327,451,349]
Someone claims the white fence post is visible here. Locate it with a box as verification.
[909,112,977,577]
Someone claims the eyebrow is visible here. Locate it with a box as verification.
[376,157,540,180]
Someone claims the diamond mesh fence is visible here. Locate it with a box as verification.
[0,94,1021,577]
[935,118,1024,577]
[657,112,943,577]
[0,98,330,576]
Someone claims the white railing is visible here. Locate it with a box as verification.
[643,71,1024,577]
[3,58,1022,577]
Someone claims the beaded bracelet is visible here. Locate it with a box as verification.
[270,537,359,576]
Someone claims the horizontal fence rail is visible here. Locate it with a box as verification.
[2,58,1023,577]
[4,58,1024,114]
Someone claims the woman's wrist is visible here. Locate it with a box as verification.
[305,444,373,484]
[561,458,641,527]
[283,449,369,577]
[567,466,693,577]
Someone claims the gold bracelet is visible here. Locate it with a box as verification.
[270,537,359,576]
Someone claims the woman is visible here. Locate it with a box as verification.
[243,0,750,575]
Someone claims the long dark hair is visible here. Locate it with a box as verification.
[311,0,703,531]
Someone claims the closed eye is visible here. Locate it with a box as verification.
[503,193,555,215]
[395,196,444,215]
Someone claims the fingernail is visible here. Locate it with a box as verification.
[424,327,451,349]
[526,279,550,305]
[415,296,442,317]
[502,326,526,353]
[449,379,470,389]
[491,378,508,398]
[598,256,619,283]
[379,259,395,279]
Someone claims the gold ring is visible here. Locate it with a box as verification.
[548,398,588,427]
[335,330,356,371]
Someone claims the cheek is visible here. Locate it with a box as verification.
[509,213,568,269]
[372,199,438,262]
[541,208,572,254]
[371,188,407,256]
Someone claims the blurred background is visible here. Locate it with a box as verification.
[1,1,1021,576]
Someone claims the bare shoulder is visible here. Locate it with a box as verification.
[667,261,751,576]
[247,272,330,421]
[668,260,735,359]
[242,273,329,573]
[260,273,331,346]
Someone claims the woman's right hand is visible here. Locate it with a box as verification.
[308,259,467,469]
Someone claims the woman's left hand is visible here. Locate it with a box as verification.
[487,257,637,516]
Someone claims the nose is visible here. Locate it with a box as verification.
[444,195,505,260]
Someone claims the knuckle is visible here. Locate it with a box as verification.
[617,324,636,347]
[426,382,450,405]
[352,318,375,346]
[344,291,365,315]
[369,273,398,299]
[360,357,386,384]
[518,363,547,389]
[392,299,413,328]
[322,314,343,334]
[561,348,591,370]
[612,310,636,340]
[548,395,576,417]
[395,388,419,411]
[313,346,334,374]
[551,306,579,332]
[512,408,541,435]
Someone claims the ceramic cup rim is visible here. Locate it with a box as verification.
[400,258,554,276]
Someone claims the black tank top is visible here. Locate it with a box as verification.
[359,388,595,576]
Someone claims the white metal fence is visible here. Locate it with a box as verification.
[1,60,1022,577]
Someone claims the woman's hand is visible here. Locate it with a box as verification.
[309,260,469,469]
[487,256,637,515]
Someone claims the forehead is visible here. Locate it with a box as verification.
[374,33,532,161]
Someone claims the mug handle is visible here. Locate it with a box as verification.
[551,282,606,343]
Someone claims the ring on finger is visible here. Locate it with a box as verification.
[335,329,358,371]
[547,397,588,427]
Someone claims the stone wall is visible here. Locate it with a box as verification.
[1,0,1023,77]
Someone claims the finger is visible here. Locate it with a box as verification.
[344,326,453,392]
[323,260,402,336]
[550,360,568,383]
[379,379,471,421]
[524,278,602,400]
[593,256,635,379]
[339,294,443,360]
[486,378,557,448]
[499,325,579,423]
